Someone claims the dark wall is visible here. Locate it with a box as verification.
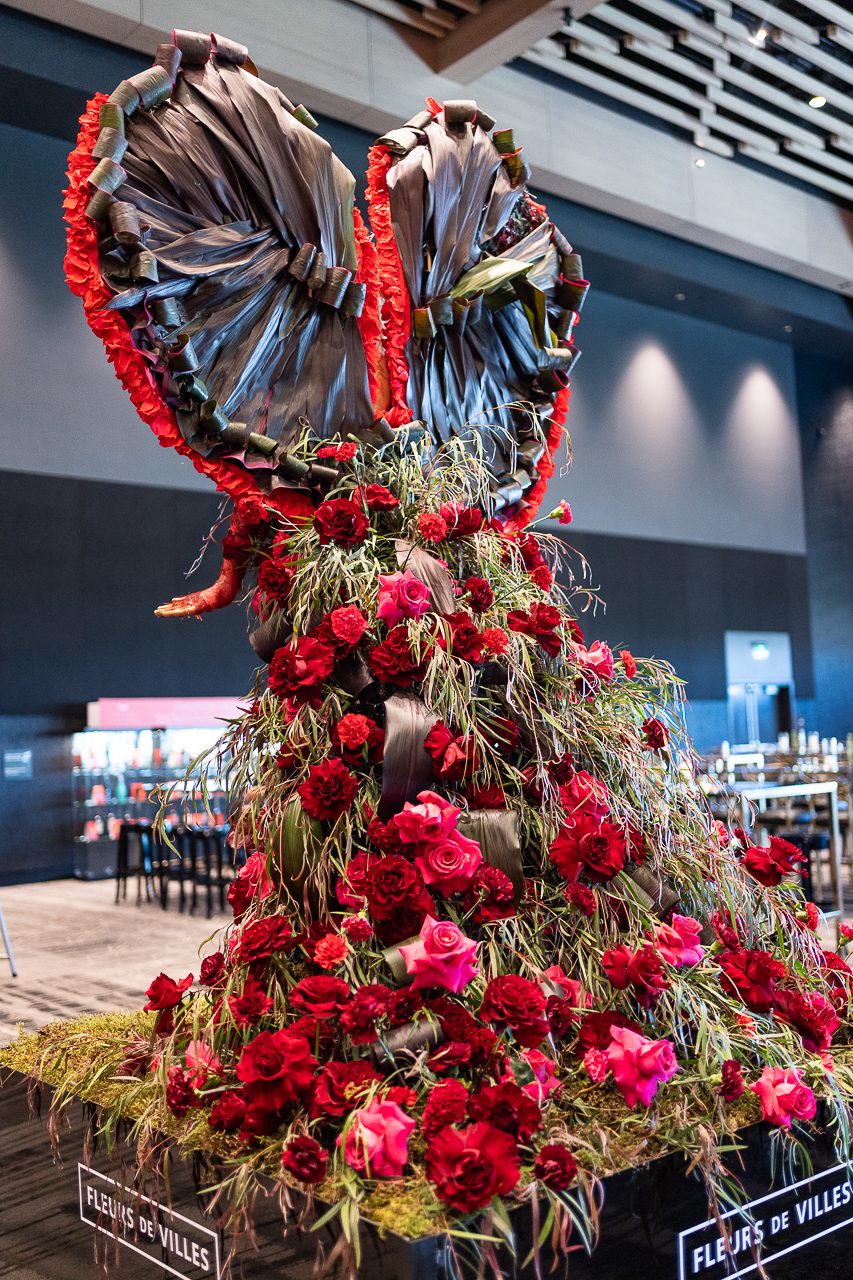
[0,471,254,714]
[795,352,853,738]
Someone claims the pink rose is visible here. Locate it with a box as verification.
[377,571,432,625]
[654,914,704,967]
[606,1026,679,1107]
[342,1098,416,1177]
[399,915,478,993]
[517,1049,561,1103]
[185,1039,222,1088]
[542,965,582,1005]
[570,640,615,687]
[750,1066,816,1129]
[391,790,460,845]
[415,830,482,895]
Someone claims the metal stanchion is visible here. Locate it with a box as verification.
[0,901,17,977]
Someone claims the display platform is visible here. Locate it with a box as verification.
[3,1068,853,1280]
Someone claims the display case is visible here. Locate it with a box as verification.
[72,698,240,879]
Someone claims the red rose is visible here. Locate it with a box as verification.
[534,1143,577,1190]
[576,1010,642,1055]
[423,722,480,782]
[718,1059,745,1101]
[339,983,392,1043]
[199,952,226,986]
[282,1135,329,1184]
[289,975,351,1018]
[464,576,494,613]
[549,814,627,882]
[480,975,550,1049]
[421,1079,469,1139]
[740,836,804,887]
[465,864,516,924]
[236,1029,317,1110]
[602,944,669,1008]
[467,1082,541,1141]
[718,949,786,1014]
[310,1060,381,1118]
[426,1122,520,1212]
[144,971,192,1011]
[368,626,429,687]
[331,714,384,765]
[229,976,274,1028]
[336,850,374,908]
[268,636,336,707]
[208,1091,247,1132]
[642,716,669,750]
[361,483,399,510]
[775,988,839,1053]
[313,498,369,546]
[466,783,507,809]
[235,915,294,965]
[365,855,432,922]
[418,512,448,542]
[298,758,358,821]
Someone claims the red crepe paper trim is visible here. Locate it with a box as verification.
[63,94,315,525]
[365,145,412,427]
[353,206,382,411]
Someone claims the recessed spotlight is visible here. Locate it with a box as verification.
[809,95,826,109]
[783,324,793,333]
[695,156,706,168]
[675,292,686,302]
[749,26,768,45]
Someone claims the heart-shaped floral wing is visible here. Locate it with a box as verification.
[65,30,380,521]
[366,102,588,523]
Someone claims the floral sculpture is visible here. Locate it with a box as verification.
[24,24,852,1276]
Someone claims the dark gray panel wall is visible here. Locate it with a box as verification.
[795,352,853,738]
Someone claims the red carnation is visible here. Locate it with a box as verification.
[268,636,335,707]
[718,949,786,1014]
[235,915,294,965]
[534,1143,578,1191]
[290,975,351,1018]
[423,722,480,782]
[236,1029,317,1110]
[443,612,484,663]
[298,758,359,821]
[718,1059,745,1101]
[464,576,494,613]
[320,605,369,653]
[257,556,294,606]
[482,627,509,655]
[313,498,369,546]
[368,626,429,687]
[282,1135,329,1184]
[361,482,399,510]
[199,952,226,986]
[208,1091,247,1133]
[317,441,358,460]
[549,814,627,882]
[144,971,192,1011]
[642,717,669,750]
[426,1122,520,1212]
[421,1080,469,1139]
[620,649,637,678]
[467,1082,541,1141]
[310,1060,381,1119]
[340,914,373,942]
[480,975,550,1049]
[775,988,840,1053]
[507,604,563,657]
[229,976,274,1028]
[439,502,483,538]
[165,1064,198,1118]
[418,512,448,542]
[565,883,597,915]
[465,864,516,924]
[340,983,392,1043]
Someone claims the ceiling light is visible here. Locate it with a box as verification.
[808,94,826,109]
[749,26,768,46]
[783,324,793,333]
[674,292,686,302]
[695,156,706,167]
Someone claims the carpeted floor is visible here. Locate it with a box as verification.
[0,879,228,1044]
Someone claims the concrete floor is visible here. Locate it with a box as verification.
[0,879,229,1044]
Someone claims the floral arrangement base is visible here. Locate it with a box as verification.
[4,1067,853,1280]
